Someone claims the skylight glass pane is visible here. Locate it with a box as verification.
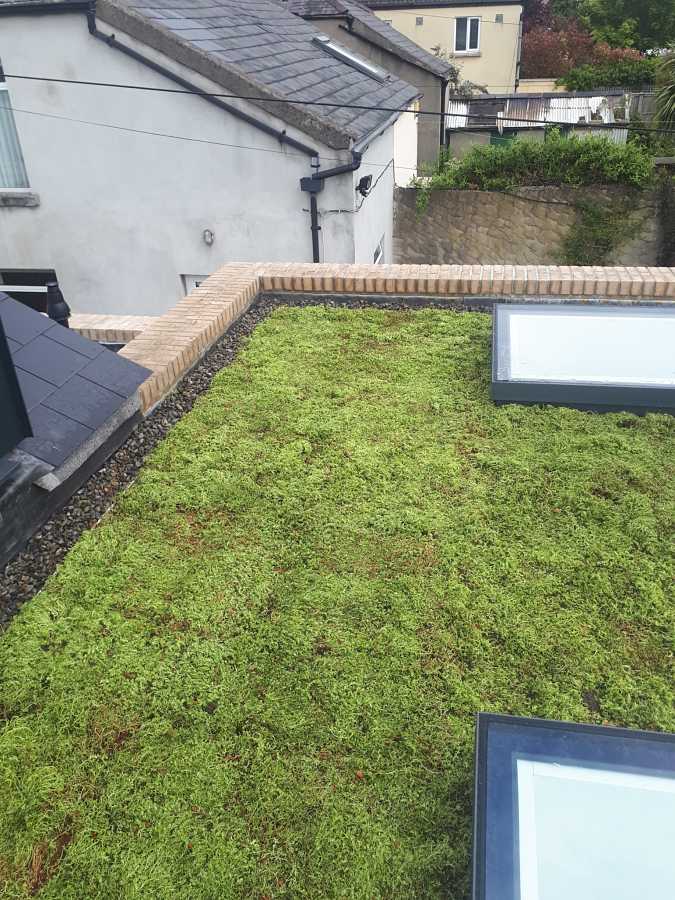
[491,304,675,414]
[505,309,675,385]
[516,760,675,900]
[473,715,675,900]
[455,17,468,51]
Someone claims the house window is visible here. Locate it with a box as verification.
[0,79,29,189]
[495,13,504,24]
[455,16,480,53]
[415,16,423,25]
[373,235,385,265]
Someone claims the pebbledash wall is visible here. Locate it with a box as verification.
[393,184,672,266]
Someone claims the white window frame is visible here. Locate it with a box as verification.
[454,16,481,54]
[0,80,30,189]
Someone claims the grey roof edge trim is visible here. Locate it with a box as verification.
[344,17,451,79]
[97,0,357,149]
[0,0,89,14]
[35,392,141,490]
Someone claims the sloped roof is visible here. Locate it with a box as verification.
[0,294,148,469]
[287,0,452,79]
[94,0,419,149]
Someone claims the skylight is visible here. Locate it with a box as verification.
[312,35,388,82]
[473,714,675,900]
[491,303,675,414]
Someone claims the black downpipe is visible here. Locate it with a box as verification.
[309,195,320,263]
[439,79,447,147]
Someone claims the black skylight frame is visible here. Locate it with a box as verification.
[472,713,675,900]
[491,303,675,415]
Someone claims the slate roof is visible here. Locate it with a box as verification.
[286,0,452,78]
[92,0,420,149]
[0,294,149,469]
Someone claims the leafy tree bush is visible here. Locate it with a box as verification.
[521,16,642,79]
[560,56,659,90]
[414,132,654,207]
[656,53,675,128]
[580,0,675,52]
[521,19,597,77]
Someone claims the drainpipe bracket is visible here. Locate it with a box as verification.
[300,177,324,193]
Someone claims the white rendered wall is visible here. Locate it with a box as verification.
[393,106,419,186]
[352,126,396,264]
[0,13,358,314]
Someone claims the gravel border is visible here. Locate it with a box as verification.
[0,295,486,628]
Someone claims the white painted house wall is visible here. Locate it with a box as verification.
[0,12,401,315]
[352,126,396,265]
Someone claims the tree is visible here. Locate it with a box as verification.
[521,19,597,77]
[656,53,675,127]
[580,0,675,51]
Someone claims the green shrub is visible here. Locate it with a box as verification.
[560,197,643,264]
[415,131,654,204]
[560,57,658,91]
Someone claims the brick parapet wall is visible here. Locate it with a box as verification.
[119,263,675,412]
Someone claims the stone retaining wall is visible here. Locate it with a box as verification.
[393,186,665,266]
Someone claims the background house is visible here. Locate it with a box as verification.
[367,0,524,94]
[286,0,453,168]
[0,0,418,316]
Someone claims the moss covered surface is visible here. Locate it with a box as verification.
[1,307,673,898]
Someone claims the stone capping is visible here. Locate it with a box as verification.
[119,263,675,413]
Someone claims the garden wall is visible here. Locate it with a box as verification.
[393,184,668,266]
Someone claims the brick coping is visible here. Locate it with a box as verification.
[119,263,675,412]
[70,314,156,344]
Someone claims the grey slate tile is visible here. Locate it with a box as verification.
[43,375,129,429]
[14,368,57,411]
[78,349,150,398]
[0,299,51,346]
[21,406,93,467]
[13,334,90,388]
[43,323,106,360]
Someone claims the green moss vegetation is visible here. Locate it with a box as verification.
[1,307,673,898]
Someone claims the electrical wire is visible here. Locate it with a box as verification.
[3,100,669,181]
[3,73,672,134]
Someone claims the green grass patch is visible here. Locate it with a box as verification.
[1,307,673,898]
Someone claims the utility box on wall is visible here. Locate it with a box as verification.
[0,315,31,458]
